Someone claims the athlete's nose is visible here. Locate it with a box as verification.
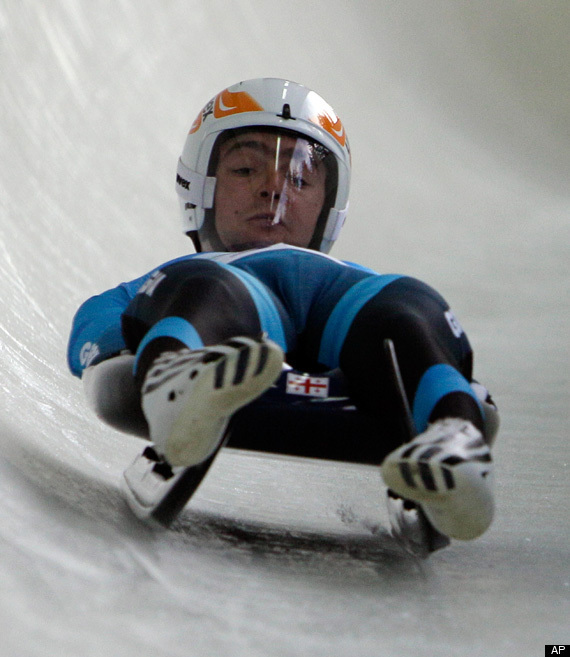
[258,168,283,199]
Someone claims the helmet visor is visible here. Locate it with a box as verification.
[200,128,337,252]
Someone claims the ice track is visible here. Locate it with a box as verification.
[1,2,569,656]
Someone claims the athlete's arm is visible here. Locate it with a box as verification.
[67,277,145,377]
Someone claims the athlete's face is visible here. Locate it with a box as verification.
[213,131,327,251]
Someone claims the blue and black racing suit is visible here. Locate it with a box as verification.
[68,244,486,463]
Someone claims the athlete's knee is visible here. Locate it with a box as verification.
[385,307,431,338]
[156,259,246,307]
[122,259,264,351]
[347,301,438,360]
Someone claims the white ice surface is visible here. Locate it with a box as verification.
[1,2,569,656]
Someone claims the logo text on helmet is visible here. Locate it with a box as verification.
[314,110,346,147]
[176,173,190,190]
[190,88,264,134]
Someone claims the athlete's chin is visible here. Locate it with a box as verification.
[226,240,276,251]
[226,235,307,252]
[230,229,283,249]
[222,225,312,251]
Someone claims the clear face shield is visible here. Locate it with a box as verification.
[198,128,338,252]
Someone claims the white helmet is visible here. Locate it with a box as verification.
[175,78,351,253]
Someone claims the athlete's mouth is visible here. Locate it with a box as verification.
[247,213,283,227]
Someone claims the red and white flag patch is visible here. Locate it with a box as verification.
[286,373,329,398]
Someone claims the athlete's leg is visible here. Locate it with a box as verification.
[121,258,293,386]
[296,262,494,541]
[120,258,291,466]
[318,276,493,541]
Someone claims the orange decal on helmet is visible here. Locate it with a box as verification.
[214,88,264,118]
[190,89,263,134]
[314,111,346,147]
[189,111,203,134]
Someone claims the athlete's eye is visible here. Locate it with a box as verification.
[286,173,309,189]
[232,167,255,176]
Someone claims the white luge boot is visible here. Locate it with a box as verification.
[381,418,494,540]
[141,336,284,467]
